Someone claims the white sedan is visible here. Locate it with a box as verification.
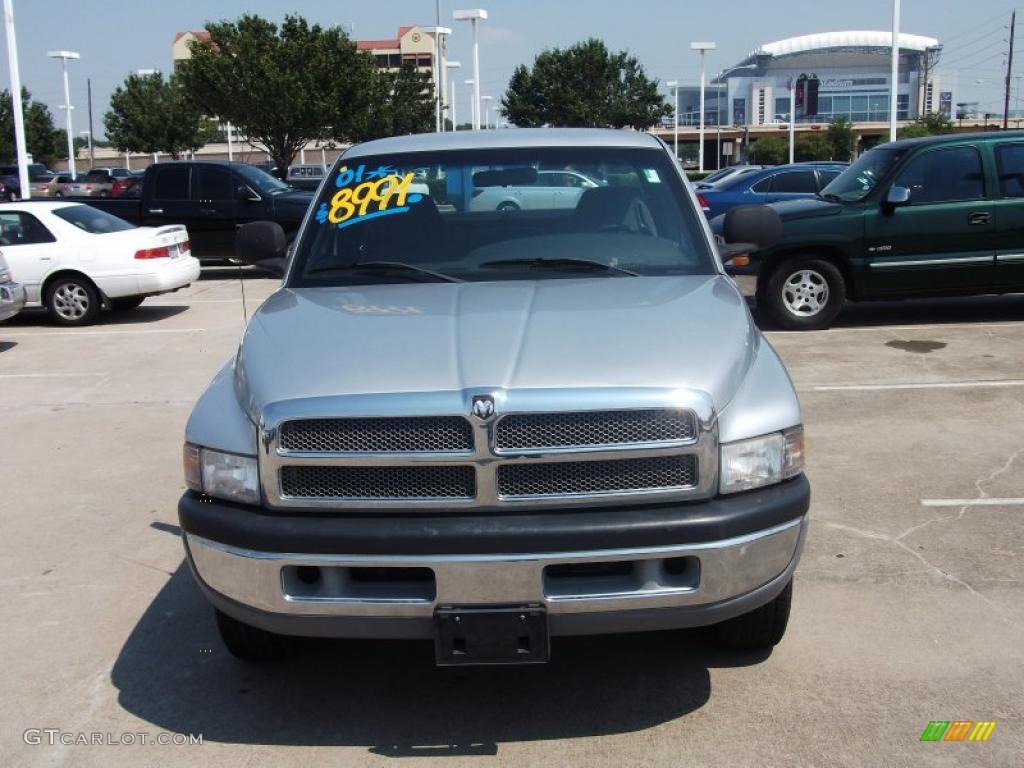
[0,202,200,326]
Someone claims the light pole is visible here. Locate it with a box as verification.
[690,42,716,173]
[48,50,80,180]
[446,61,462,130]
[453,9,488,130]
[79,131,91,168]
[422,26,452,132]
[788,78,796,164]
[481,95,494,129]
[4,0,31,198]
[890,0,901,141]
[666,80,679,161]
[465,78,476,129]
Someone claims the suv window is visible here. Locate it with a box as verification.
[771,171,818,193]
[894,147,985,204]
[153,166,191,201]
[0,211,57,245]
[995,143,1024,197]
[197,166,234,201]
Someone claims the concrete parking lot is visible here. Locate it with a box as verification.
[1,273,1022,767]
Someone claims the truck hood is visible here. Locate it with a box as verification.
[235,275,758,420]
[768,197,844,221]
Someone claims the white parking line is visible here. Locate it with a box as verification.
[768,321,1023,335]
[1,328,206,338]
[0,373,105,379]
[921,498,1024,507]
[805,379,1024,392]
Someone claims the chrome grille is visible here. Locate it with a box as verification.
[279,417,473,453]
[495,409,696,451]
[280,465,476,500]
[497,455,697,499]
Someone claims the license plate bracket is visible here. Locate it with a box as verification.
[434,604,549,666]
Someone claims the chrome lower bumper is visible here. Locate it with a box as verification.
[186,516,807,634]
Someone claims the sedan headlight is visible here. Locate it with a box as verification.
[719,427,804,494]
[183,444,260,505]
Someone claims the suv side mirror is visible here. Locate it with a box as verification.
[235,221,287,276]
[720,204,782,260]
[884,186,911,211]
[236,184,261,203]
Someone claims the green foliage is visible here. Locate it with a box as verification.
[381,63,435,136]
[795,132,834,161]
[826,117,857,161]
[896,112,955,140]
[178,14,387,172]
[749,136,788,165]
[104,72,215,159]
[502,38,671,129]
[0,88,60,165]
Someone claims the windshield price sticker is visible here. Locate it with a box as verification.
[315,164,424,229]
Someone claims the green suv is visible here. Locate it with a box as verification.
[727,132,1024,330]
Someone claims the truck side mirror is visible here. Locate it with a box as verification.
[721,204,782,260]
[236,184,262,203]
[883,186,911,211]
[235,221,287,276]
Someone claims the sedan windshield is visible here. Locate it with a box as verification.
[822,147,906,202]
[291,146,714,287]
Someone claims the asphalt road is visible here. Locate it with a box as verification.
[1,275,1021,767]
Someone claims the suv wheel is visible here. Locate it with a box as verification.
[215,609,288,662]
[713,579,792,650]
[763,257,846,331]
[45,275,100,326]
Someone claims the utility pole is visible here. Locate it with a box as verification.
[87,77,95,168]
[3,0,31,198]
[1004,9,1016,130]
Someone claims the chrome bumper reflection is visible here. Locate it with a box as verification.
[186,516,806,618]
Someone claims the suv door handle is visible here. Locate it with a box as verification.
[968,212,991,225]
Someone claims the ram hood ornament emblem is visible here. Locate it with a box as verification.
[471,394,496,420]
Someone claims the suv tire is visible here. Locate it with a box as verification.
[713,579,792,650]
[763,256,846,330]
[215,609,288,662]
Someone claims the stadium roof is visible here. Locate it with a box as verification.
[754,30,940,58]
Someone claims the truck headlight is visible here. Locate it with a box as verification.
[183,444,260,505]
[719,427,804,494]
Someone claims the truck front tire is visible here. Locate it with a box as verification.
[215,608,288,662]
[713,578,792,650]
[763,257,846,330]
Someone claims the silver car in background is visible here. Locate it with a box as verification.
[470,168,602,212]
[0,251,26,322]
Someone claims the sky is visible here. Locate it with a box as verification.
[2,0,1020,141]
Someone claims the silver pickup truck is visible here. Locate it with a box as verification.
[179,128,809,665]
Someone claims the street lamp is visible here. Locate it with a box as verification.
[889,0,901,141]
[481,95,494,129]
[690,42,716,173]
[422,26,452,132]
[48,50,80,180]
[4,0,31,198]
[464,78,476,129]
[666,80,680,161]
[445,61,462,130]
[453,9,488,130]
[79,130,92,168]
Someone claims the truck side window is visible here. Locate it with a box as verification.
[197,166,234,202]
[894,147,984,204]
[153,166,191,201]
[995,143,1024,197]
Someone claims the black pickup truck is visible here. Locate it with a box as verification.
[82,161,315,260]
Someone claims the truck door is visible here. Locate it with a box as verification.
[192,165,238,258]
[991,141,1024,290]
[864,145,995,295]
[146,164,195,235]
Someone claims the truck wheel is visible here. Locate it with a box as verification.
[111,296,145,311]
[45,275,101,326]
[497,201,520,212]
[215,609,288,662]
[763,257,846,331]
[713,579,792,651]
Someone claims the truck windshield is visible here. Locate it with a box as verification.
[290,146,715,287]
[821,147,907,202]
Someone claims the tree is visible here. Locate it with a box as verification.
[749,136,788,165]
[104,72,215,159]
[826,117,857,161]
[179,14,382,172]
[502,39,671,129]
[896,112,955,140]
[379,63,436,136]
[795,132,834,161]
[0,88,60,165]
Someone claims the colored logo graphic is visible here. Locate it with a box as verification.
[920,721,996,742]
[315,164,423,229]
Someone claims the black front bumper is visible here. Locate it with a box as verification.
[178,475,810,556]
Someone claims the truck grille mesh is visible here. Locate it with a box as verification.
[494,409,696,451]
[279,417,474,453]
[280,465,476,500]
[496,455,697,498]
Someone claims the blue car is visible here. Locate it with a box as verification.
[697,163,847,219]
